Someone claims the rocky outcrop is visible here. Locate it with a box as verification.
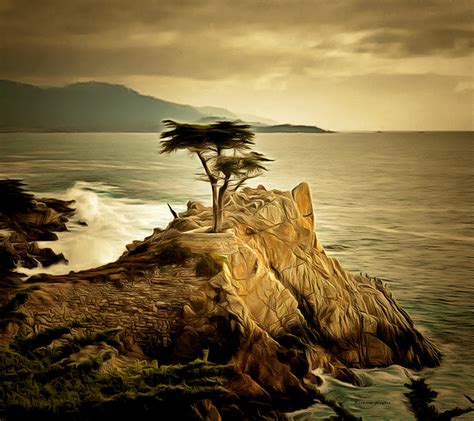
[0,182,441,418]
[0,186,74,276]
[0,181,75,314]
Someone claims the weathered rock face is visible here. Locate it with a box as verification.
[162,183,441,384]
[0,182,441,413]
[1,192,75,315]
[0,196,74,276]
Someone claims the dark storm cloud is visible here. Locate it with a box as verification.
[0,0,472,80]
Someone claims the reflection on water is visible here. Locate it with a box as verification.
[1,131,473,419]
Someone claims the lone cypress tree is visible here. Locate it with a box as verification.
[160,120,272,232]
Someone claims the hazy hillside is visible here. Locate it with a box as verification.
[0,80,206,132]
[0,80,329,133]
[195,106,238,120]
[195,106,277,125]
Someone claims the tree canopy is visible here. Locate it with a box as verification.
[160,120,272,232]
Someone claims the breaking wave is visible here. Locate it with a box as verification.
[18,181,184,276]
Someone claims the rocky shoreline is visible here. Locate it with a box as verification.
[0,180,75,304]
[0,180,74,269]
[0,181,442,420]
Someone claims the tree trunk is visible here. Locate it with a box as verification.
[211,183,219,233]
[196,152,219,233]
[215,179,229,233]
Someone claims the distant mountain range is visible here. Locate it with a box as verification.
[0,80,330,133]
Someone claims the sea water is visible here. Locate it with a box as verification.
[1,131,472,419]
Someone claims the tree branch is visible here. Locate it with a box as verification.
[231,172,262,191]
[197,151,216,184]
[167,203,178,219]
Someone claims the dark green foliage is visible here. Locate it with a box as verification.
[0,311,359,421]
[16,326,72,352]
[0,322,235,421]
[0,179,34,215]
[214,151,273,190]
[14,320,86,353]
[160,120,272,232]
[195,254,223,277]
[405,377,473,420]
[38,328,121,365]
[160,119,255,155]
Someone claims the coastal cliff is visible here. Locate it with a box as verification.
[0,182,441,419]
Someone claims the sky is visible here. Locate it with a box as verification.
[1,0,472,131]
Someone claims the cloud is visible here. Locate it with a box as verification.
[1,1,472,70]
[355,28,473,58]
[0,0,471,129]
[0,41,321,81]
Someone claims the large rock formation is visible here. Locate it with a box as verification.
[0,183,441,418]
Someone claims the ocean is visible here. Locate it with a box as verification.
[1,131,472,419]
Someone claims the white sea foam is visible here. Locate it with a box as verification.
[18,181,185,276]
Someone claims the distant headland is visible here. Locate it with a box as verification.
[0,80,331,134]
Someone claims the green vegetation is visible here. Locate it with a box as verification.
[0,321,236,420]
[160,120,272,232]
